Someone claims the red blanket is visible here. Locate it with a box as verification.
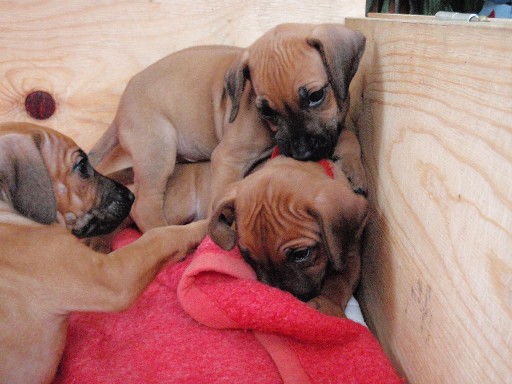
[55,232,403,383]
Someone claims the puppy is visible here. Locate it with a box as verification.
[88,23,366,233]
[208,151,369,317]
[0,122,207,384]
[107,161,212,227]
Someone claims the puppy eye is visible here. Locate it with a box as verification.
[286,247,313,264]
[308,87,326,108]
[73,155,92,179]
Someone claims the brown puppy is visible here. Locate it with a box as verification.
[208,151,368,317]
[88,23,366,233]
[108,161,212,227]
[0,123,207,384]
[0,123,134,237]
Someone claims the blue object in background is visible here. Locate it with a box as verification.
[480,1,512,17]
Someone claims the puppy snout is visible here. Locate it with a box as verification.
[72,178,134,238]
[254,267,320,302]
[102,182,134,220]
[280,133,335,161]
[115,186,135,212]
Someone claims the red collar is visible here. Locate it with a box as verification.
[270,146,334,179]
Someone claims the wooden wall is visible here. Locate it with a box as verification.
[346,15,512,383]
[0,0,364,150]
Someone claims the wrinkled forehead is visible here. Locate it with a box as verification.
[248,34,327,107]
[236,198,279,261]
[37,129,81,176]
[235,171,318,260]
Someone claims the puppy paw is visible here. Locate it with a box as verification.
[340,157,368,197]
[307,296,345,318]
[171,219,209,257]
[184,219,209,245]
[142,220,208,263]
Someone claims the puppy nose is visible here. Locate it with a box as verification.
[291,135,333,161]
[120,188,135,211]
[292,148,313,161]
[115,182,134,202]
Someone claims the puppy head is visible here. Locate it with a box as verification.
[225,23,366,161]
[209,157,368,301]
[0,123,134,237]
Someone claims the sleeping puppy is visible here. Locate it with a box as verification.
[208,148,368,317]
[107,129,366,317]
[88,23,366,233]
[0,122,207,384]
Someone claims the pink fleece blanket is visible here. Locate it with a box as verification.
[55,231,403,383]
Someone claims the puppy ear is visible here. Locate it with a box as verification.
[208,185,238,250]
[225,50,250,123]
[307,24,366,105]
[310,180,368,271]
[0,132,57,224]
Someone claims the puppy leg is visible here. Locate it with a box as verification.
[209,121,272,215]
[307,270,357,318]
[0,221,207,384]
[118,115,178,232]
[307,282,346,318]
[61,220,208,312]
[163,162,211,225]
[103,163,211,227]
[333,129,368,196]
[308,245,361,318]
[210,148,243,215]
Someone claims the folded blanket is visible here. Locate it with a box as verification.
[55,231,403,384]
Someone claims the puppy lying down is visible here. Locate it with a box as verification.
[112,224,366,325]
[56,230,403,384]
[109,147,368,317]
[55,155,405,383]
[209,155,369,317]
[0,122,208,384]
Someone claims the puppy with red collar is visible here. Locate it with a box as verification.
[208,133,368,317]
[115,128,367,317]
[88,23,366,233]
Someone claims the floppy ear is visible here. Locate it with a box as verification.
[307,24,366,105]
[309,180,368,271]
[208,185,239,250]
[0,132,57,224]
[225,50,250,123]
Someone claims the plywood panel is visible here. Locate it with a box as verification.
[0,0,364,150]
[345,16,512,383]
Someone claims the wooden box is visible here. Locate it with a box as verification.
[1,2,510,383]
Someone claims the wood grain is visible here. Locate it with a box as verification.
[346,15,512,383]
[0,0,364,150]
